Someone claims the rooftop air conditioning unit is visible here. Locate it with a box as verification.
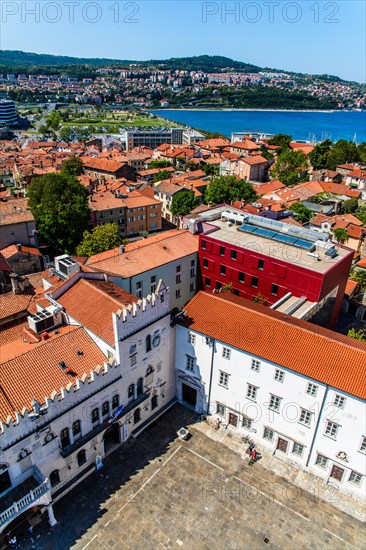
[55,254,80,278]
[28,309,55,333]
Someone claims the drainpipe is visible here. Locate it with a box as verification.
[206,338,215,416]
[306,384,329,468]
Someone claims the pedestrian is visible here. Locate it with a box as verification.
[251,448,256,461]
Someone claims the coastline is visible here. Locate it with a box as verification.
[154,108,358,113]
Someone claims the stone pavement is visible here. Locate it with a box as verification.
[196,418,366,523]
[11,405,366,550]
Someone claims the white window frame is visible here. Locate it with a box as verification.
[306,382,318,396]
[348,471,362,486]
[242,416,252,429]
[274,369,284,382]
[324,421,339,440]
[251,359,260,372]
[315,454,328,468]
[269,394,281,412]
[334,394,346,409]
[222,347,231,360]
[219,371,229,388]
[360,436,366,454]
[292,442,304,457]
[263,427,274,441]
[299,408,312,427]
[247,384,257,401]
[188,333,196,345]
[186,355,195,372]
[216,403,225,416]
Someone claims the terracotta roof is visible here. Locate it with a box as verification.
[289,142,314,154]
[0,244,42,258]
[182,292,366,399]
[154,180,185,196]
[243,155,268,165]
[356,256,366,269]
[86,230,198,278]
[0,198,34,226]
[82,157,126,173]
[254,180,285,197]
[344,279,359,297]
[55,277,137,346]
[231,140,260,151]
[0,326,107,421]
[0,291,34,321]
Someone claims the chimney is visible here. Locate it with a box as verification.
[10,272,22,294]
[119,245,125,254]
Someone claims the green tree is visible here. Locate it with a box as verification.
[268,134,292,155]
[349,269,366,290]
[153,170,171,183]
[272,149,308,186]
[326,140,360,170]
[343,197,358,214]
[38,124,49,135]
[332,227,349,244]
[289,201,312,224]
[148,160,172,169]
[76,223,123,256]
[347,328,366,341]
[357,142,366,164]
[309,139,332,170]
[205,176,258,205]
[171,190,199,216]
[59,126,74,141]
[27,173,90,254]
[355,205,366,225]
[60,156,84,177]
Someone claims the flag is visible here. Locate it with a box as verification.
[108,404,124,424]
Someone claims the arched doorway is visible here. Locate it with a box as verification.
[103,423,120,455]
[0,505,44,548]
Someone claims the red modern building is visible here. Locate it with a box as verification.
[191,207,353,329]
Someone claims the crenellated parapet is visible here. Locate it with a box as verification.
[113,282,170,342]
[0,359,119,449]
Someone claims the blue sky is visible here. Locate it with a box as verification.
[1,1,365,82]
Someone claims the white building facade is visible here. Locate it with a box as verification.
[174,292,366,501]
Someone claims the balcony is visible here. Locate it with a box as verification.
[0,475,52,532]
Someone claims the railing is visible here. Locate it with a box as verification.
[0,479,50,527]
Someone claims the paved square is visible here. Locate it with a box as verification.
[15,405,366,549]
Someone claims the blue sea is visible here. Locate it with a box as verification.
[151,110,366,143]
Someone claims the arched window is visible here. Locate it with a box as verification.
[72,420,81,439]
[128,384,135,399]
[102,401,110,417]
[151,395,158,410]
[146,334,152,353]
[91,408,99,424]
[145,366,154,386]
[60,428,70,449]
[134,408,141,424]
[77,449,87,467]
[112,394,119,409]
[50,470,60,487]
[136,377,143,397]
[0,464,11,494]
[17,449,31,461]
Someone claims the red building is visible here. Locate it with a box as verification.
[194,208,353,329]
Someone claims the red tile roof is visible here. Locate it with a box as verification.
[0,326,107,421]
[55,277,137,346]
[182,292,366,399]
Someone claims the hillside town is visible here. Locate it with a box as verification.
[1,64,365,110]
[0,116,366,548]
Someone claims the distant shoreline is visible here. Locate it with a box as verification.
[153,108,363,113]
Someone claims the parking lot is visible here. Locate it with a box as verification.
[16,405,365,550]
